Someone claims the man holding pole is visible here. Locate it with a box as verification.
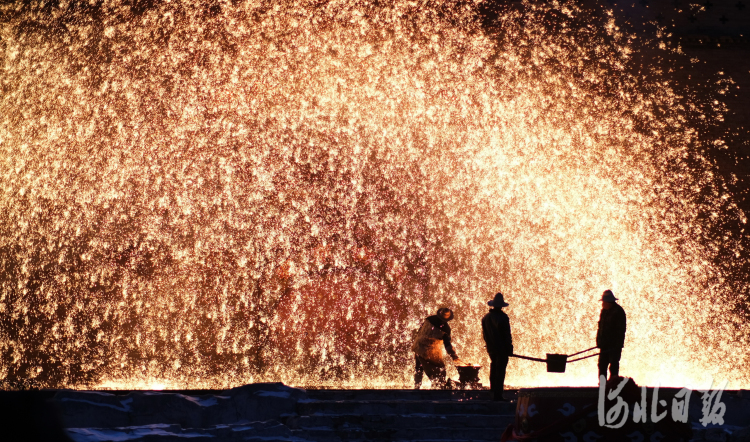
[482,292,513,401]
[596,289,626,381]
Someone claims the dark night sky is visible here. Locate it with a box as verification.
[491,0,750,208]
[600,0,750,290]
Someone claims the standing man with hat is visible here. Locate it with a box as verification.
[482,292,513,401]
[596,289,627,381]
[412,307,462,389]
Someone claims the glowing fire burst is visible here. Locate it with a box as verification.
[0,0,747,390]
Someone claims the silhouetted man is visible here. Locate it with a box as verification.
[596,289,626,381]
[413,307,461,389]
[482,292,513,401]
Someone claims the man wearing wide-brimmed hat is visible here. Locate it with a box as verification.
[412,307,461,389]
[596,289,627,381]
[482,292,513,401]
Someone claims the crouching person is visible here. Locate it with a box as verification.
[412,307,461,389]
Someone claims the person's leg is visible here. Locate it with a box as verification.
[414,354,424,389]
[489,358,499,398]
[608,348,622,380]
[436,365,449,389]
[493,356,509,400]
[419,356,447,388]
[597,349,610,380]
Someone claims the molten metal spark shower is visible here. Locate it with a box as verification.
[0,0,747,390]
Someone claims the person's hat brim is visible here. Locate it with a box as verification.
[488,300,509,307]
[437,308,454,321]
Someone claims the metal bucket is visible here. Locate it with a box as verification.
[545,354,568,373]
[455,365,482,389]
[511,347,599,373]
[510,353,569,373]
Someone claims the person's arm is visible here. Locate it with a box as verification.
[442,326,459,360]
[616,309,627,348]
[502,314,514,356]
[482,316,499,359]
[482,317,496,353]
